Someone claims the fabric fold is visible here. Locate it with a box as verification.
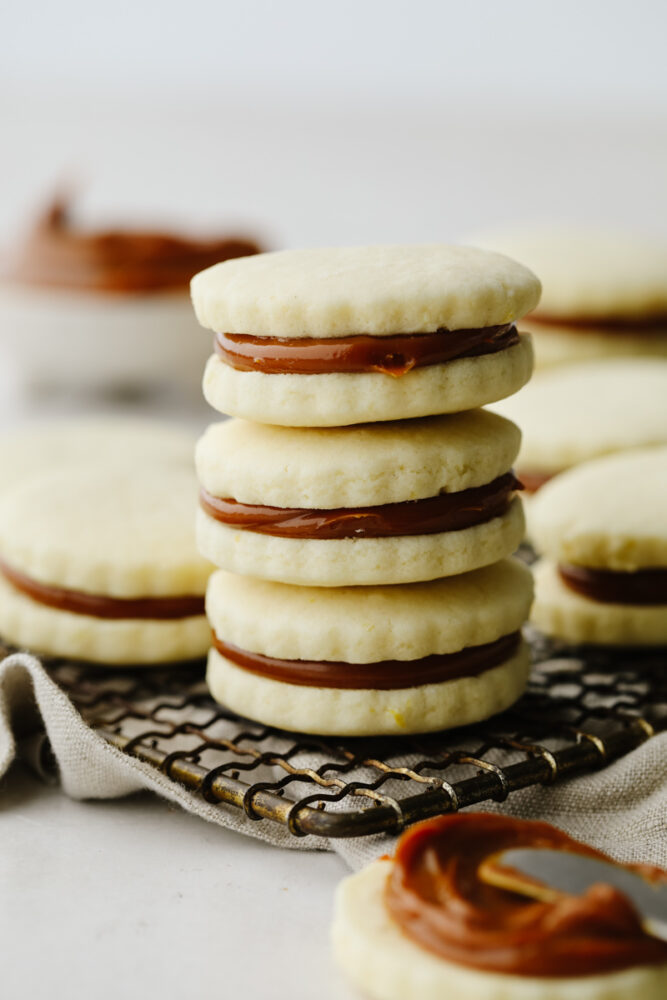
[1,651,665,871]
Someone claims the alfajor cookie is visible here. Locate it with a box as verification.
[195,411,525,586]
[192,245,538,426]
[470,228,667,368]
[0,465,213,664]
[205,559,533,735]
[332,813,667,1000]
[530,447,667,645]
[491,358,667,494]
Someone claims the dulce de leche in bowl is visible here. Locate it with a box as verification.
[0,196,261,395]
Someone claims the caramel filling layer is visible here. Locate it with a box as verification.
[7,197,260,293]
[214,323,519,376]
[529,312,667,334]
[200,472,521,540]
[0,560,205,620]
[558,563,667,606]
[211,631,520,690]
[385,812,667,977]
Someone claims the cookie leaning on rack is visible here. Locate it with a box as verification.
[0,465,213,664]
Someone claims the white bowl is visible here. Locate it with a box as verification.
[0,281,212,396]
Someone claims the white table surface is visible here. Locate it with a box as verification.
[0,763,357,1000]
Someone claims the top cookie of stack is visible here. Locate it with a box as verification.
[192,244,539,426]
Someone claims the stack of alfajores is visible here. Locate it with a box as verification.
[191,245,540,736]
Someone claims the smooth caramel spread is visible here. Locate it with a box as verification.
[385,812,667,977]
[6,197,260,293]
[528,312,667,333]
[200,472,522,540]
[558,563,667,606]
[212,631,520,690]
[0,559,205,620]
[214,324,520,376]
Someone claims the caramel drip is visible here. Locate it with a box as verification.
[200,472,522,540]
[0,559,205,620]
[558,563,667,606]
[214,324,520,376]
[385,813,667,977]
[211,632,521,690]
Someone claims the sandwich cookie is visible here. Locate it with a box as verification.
[0,465,213,664]
[196,411,525,586]
[471,228,667,368]
[192,245,538,426]
[332,813,667,1000]
[491,358,667,495]
[530,447,667,645]
[205,559,533,735]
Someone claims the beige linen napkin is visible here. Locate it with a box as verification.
[1,650,665,870]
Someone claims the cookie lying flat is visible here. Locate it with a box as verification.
[0,465,213,664]
[196,411,525,586]
[332,813,667,1000]
[192,245,538,426]
[0,416,196,497]
[471,228,667,369]
[530,447,667,645]
[491,358,667,494]
[205,560,532,735]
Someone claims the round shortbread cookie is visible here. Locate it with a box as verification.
[196,410,520,507]
[202,335,533,426]
[531,559,667,646]
[491,359,667,476]
[0,417,196,497]
[0,464,212,663]
[0,572,210,664]
[191,244,541,337]
[519,317,667,369]
[196,411,524,584]
[530,447,667,570]
[206,559,533,662]
[206,640,530,735]
[196,497,524,586]
[0,465,212,596]
[332,859,667,1000]
[470,228,667,320]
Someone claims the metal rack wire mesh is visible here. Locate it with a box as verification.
[39,631,666,839]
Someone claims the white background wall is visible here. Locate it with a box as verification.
[2,1,667,247]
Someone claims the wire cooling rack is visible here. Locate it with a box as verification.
[39,632,666,840]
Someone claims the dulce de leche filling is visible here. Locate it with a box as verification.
[7,197,260,293]
[0,559,205,620]
[200,472,522,540]
[214,323,520,376]
[558,563,667,606]
[385,812,667,977]
[528,312,667,334]
[212,631,520,690]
